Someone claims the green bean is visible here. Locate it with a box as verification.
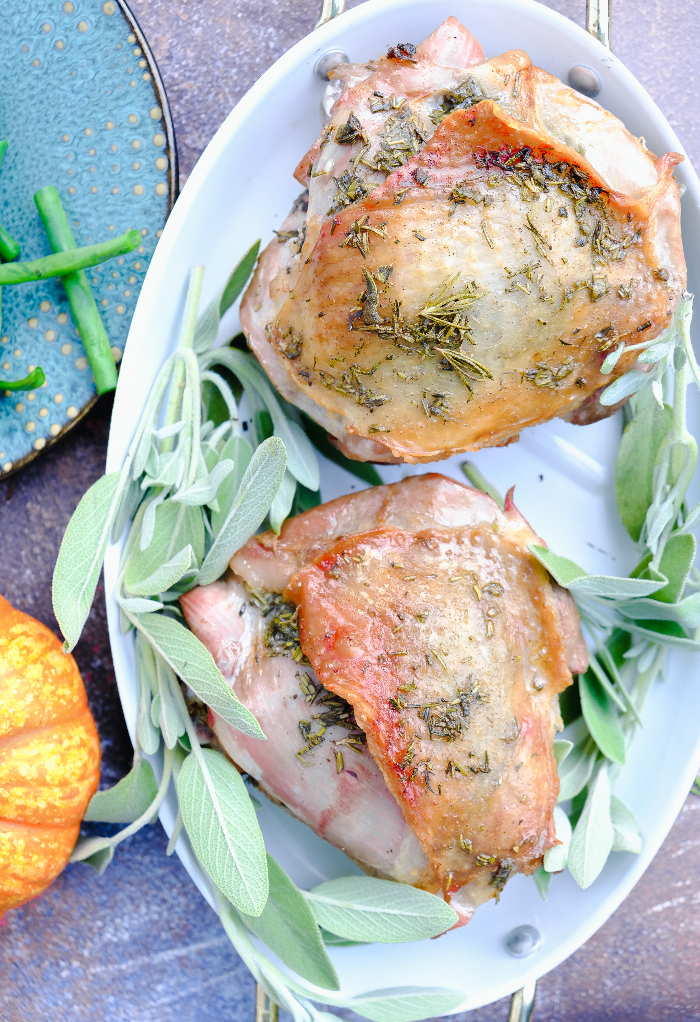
[0,366,45,392]
[0,229,140,284]
[0,225,21,263]
[0,142,21,263]
[34,186,119,395]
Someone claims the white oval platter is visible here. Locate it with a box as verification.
[104,0,700,1010]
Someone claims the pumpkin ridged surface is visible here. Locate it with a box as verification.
[0,594,101,917]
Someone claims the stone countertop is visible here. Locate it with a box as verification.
[1,2,699,1020]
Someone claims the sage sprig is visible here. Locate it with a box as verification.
[526,292,700,892]
[55,251,465,1021]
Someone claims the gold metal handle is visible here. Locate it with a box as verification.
[586,0,611,48]
[316,0,346,28]
[255,985,279,1022]
[508,978,538,1022]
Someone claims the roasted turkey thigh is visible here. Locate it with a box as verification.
[181,475,586,923]
[240,18,685,463]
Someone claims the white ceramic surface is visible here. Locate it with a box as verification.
[104,0,700,1010]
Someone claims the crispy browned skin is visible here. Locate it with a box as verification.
[241,25,685,463]
[224,474,582,899]
[258,103,683,462]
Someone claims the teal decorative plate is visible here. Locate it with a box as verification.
[0,0,177,479]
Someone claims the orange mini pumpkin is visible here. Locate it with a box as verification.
[0,594,101,918]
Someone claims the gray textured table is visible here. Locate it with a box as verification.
[2,2,700,1020]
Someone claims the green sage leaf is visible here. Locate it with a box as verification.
[125,502,204,594]
[461,461,504,509]
[177,748,268,915]
[610,794,642,853]
[304,876,458,943]
[553,739,573,767]
[136,639,161,756]
[623,618,700,649]
[533,866,551,900]
[207,349,319,491]
[239,854,339,990]
[196,436,287,587]
[615,402,673,540]
[269,470,296,535]
[320,928,368,947]
[558,735,596,802]
[616,591,700,629]
[529,545,665,598]
[52,471,125,652]
[157,654,187,749]
[543,806,572,872]
[84,757,158,823]
[631,533,697,604]
[211,435,253,537]
[126,545,195,597]
[579,670,626,764]
[567,766,614,889]
[118,597,165,614]
[70,836,114,874]
[599,369,650,406]
[173,459,235,507]
[193,241,260,354]
[336,988,466,1022]
[133,611,265,739]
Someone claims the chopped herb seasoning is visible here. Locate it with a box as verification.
[279,327,303,359]
[489,858,513,898]
[421,391,451,421]
[327,170,374,215]
[617,278,637,300]
[525,212,552,260]
[448,180,494,215]
[435,347,492,397]
[335,112,368,146]
[371,92,406,113]
[476,853,497,866]
[296,674,366,762]
[340,215,388,258]
[459,835,473,853]
[371,106,428,174]
[430,76,485,125]
[335,750,344,773]
[413,167,429,186]
[520,357,574,388]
